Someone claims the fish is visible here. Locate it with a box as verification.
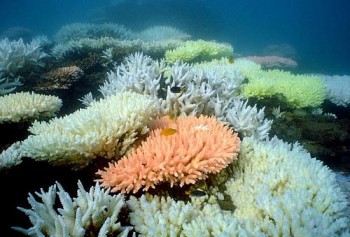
[185,188,207,197]
[228,56,235,64]
[170,86,185,94]
[160,127,177,136]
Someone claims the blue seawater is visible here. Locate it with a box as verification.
[0,0,349,73]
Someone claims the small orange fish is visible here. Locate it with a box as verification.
[160,127,177,136]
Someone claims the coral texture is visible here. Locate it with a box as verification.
[125,137,350,236]
[225,136,350,236]
[0,38,47,77]
[37,65,84,90]
[137,25,191,41]
[322,74,350,107]
[0,77,22,95]
[18,92,160,168]
[97,115,240,193]
[0,91,62,123]
[14,181,132,237]
[165,40,233,63]
[241,69,326,108]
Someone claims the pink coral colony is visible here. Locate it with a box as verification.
[96,115,240,193]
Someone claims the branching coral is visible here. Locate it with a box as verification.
[0,76,22,95]
[0,38,48,77]
[14,181,132,237]
[36,65,84,90]
[96,115,240,193]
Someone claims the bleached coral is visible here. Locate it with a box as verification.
[0,142,23,171]
[100,52,167,98]
[126,137,350,236]
[99,53,245,119]
[19,92,160,168]
[0,92,62,123]
[226,99,272,140]
[137,25,191,41]
[14,181,132,237]
[54,22,134,43]
[322,74,350,107]
[226,136,350,236]
[0,76,22,95]
[0,38,48,77]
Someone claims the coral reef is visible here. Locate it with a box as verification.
[165,40,233,63]
[125,137,350,236]
[0,38,48,78]
[14,181,132,237]
[96,115,240,193]
[241,68,326,108]
[54,23,134,43]
[243,55,297,69]
[0,92,62,123]
[322,74,350,107]
[137,25,191,41]
[36,65,84,90]
[17,92,160,168]
[0,77,22,95]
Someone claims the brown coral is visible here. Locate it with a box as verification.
[36,66,83,90]
[96,115,240,193]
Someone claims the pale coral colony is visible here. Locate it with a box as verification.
[0,22,350,237]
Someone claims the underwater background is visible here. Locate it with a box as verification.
[1,0,350,236]
[1,0,350,74]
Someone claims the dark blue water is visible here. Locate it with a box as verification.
[0,0,349,74]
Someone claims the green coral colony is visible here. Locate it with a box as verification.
[0,22,349,236]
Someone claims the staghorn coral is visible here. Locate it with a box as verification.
[165,40,233,63]
[0,76,22,95]
[14,181,132,237]
[96,115,240,193]
[0,38,48,78]
[96,53,270,140]
[0,91,62,123]
[17,91,160,169]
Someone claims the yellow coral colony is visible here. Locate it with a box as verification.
[18,91,161,168]
[240,68,326,108]
[165,40,233,63]
[0,92,62,123]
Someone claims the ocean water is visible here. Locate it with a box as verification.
[0,0,349,74]
[1,0,350,236]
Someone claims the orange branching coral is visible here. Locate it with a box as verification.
[96,115,240,193]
